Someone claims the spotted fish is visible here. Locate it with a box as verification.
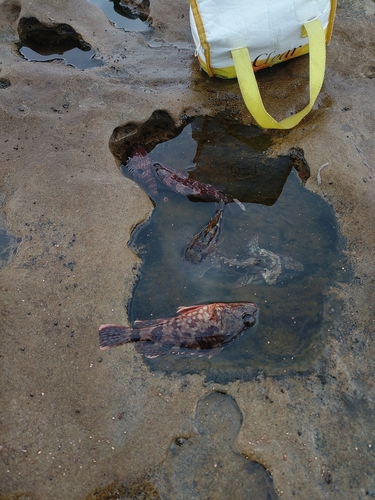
[99,302,259,358]
[184,201,225,264]
[153,162,234,204]
[288,147,310,186]
[222,235,304,286]
[125,145,158,197]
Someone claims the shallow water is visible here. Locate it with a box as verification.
[0,228,18,270]
[0,212,19,270]
[87,0,151,31]
[16,16,103,70]
[120,116,347,382]
[18,45,102,70]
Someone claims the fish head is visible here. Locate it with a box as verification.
[184,246,203,263]
[239,303,259,328]
[215,302,259,347]
[221,302,259,329]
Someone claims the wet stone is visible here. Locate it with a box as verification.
[109,109,187,163]
[157,392,278,499]
[0,77,11,89]
[85,479,160,500]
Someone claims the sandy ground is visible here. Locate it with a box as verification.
[1,0,375,498]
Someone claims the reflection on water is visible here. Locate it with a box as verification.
[16,17,102,70]
[18,46,102,70]
[120,116,346,382]
[87,0,151,32]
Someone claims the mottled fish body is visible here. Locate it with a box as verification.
[99,302,258,358]
[222,236,304,286]
[153,163,200,197]
[153,162,233,204]
[125,145,158,197]
[288,147,310,185]
[185,201,225,264]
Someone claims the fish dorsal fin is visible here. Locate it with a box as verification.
[176,304,215,315]
[207,347,223,359]
[176,304,203,314]
[177,303,222,323]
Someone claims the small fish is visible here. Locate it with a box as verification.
[222,236,304,286]
[99,302,259,358]
[153,162,234,204]
[184,201,225,264]
[125,145,158,197]
[288,147,310,185]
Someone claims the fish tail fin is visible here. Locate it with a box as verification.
[99,324,144,350]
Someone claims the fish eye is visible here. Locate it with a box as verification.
[242,312,255,324]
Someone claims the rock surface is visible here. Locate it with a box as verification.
[1,0,375,498]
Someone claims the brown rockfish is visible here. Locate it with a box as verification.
[99,302,259,358]
[184,201,225,264]
[153,162,234,204]
[125,145,158,197]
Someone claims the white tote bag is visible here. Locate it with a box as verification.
[190,0,337,129]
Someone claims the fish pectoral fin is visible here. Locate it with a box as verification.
[261,267,280,285]
[233,198,246,211]
[207,347,223,359]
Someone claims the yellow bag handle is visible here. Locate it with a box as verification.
[231,18,326,129]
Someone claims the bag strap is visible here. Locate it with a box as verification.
[231,19,326,129]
